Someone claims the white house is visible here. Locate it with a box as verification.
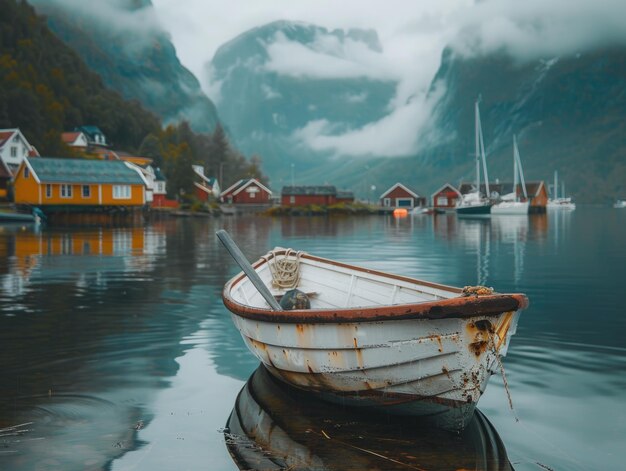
[0,128,37,176]
[61,131,89,148]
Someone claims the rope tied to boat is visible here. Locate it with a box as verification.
[265,249,303,289]
[488,332,519,422]
[461,285,494,297]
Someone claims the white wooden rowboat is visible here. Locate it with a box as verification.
[222,248,528,430]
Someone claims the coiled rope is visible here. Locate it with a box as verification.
[264,249,302,289]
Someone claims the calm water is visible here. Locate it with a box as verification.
[0,209,625,470]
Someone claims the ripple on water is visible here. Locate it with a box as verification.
[1,393,142,470]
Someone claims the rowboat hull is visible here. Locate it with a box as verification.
[223,249,528,430]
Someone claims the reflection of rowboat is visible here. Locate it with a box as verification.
[222,248,528,430]
[225,365,514,471]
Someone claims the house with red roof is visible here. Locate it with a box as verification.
[61,131,89,148]
[379,183,426,209]
[192,165,220,202]
[431,183,462,211]
[0,128,38,176]
[220,178,272,205]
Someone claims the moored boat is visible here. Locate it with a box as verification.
[492,135,530,216]
[613,199,626,209]
[0,210,38,223]
[221,246,528,430]
[457,98,493,216]
[547,171,576,210]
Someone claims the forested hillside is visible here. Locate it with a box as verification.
[0,0,266,197]
[0,0,161,155]
[30,0,220,134]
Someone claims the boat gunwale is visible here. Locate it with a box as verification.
[222,249,529,324]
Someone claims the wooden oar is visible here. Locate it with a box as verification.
[216,230,283,311]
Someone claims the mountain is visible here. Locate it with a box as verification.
[421,47,626,203]
[0,0,161,154]
[30,0,219,134]
[208,18,626,202]
[207,20,397,188]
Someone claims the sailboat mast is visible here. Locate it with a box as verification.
[476,100,490,197]
[554,171,558,199]
[514,135,528,199]
[513,135,519,200]
[475,100,480,193]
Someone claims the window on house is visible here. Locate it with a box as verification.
[46,184,52,198]
[436,196,448,206]
[24,167,29,178]
[383,198,391,207]
[10,147,17,157]
[290,196,295,204]
[82,185,91,198]
[61,184,73,198]
[113,185,131,199]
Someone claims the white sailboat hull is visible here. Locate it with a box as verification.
[491,201,529,215]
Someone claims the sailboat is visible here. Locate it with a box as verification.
[547,171,576,210]
[456,98,493,216]
[492,135,530,215]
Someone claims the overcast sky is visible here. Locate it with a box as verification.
[150,0,626,157]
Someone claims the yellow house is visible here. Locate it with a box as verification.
[14,157,148,208]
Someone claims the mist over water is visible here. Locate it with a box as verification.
[0,209,624,470]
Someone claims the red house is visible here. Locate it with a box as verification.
[379,183,425,208]
[281,185,342,206]
[220,178,272,204]
[192,165,220,202]
[431,183,462,211]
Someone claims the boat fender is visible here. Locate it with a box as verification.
[279,289,311,310]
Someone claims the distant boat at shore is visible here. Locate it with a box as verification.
[547,171,576,210]
[457,98,493,216]
[614,200,626,208]
[492,135,530,216]
[0,209,41,224]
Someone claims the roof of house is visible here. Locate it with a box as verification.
[222,178,272,196]
[0,129,17,147]
[61,132,84,144]
[76,125,104,137]
[90,147,120,160]
[336,190,354,199]
[25,157,145,185]
[281,185,337,196]
[379,183,420,199]
[154,167,166,181]
[431,183,461,197]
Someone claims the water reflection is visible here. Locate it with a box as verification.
[225,366,513,471]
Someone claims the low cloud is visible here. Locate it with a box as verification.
[292,86,445,158]
[264,31,397,81]
[32,0,163,56]
[451,0,626,60]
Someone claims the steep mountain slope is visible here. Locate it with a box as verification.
[0,0,160,154]
[421,47,626,202]
[207,20,397,186]
[30,0,219,134]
